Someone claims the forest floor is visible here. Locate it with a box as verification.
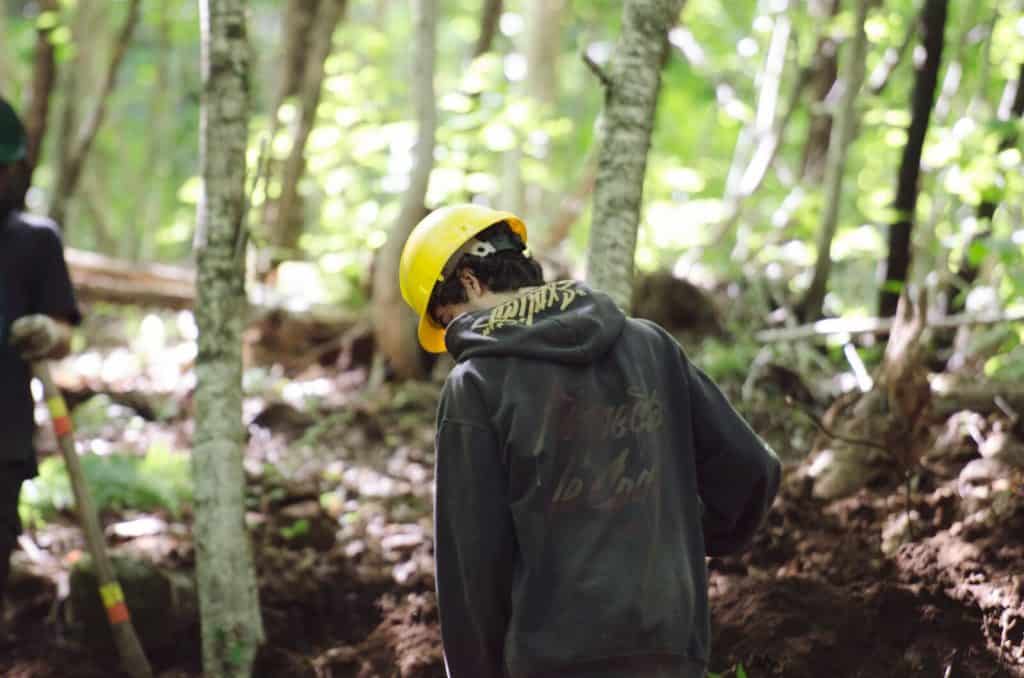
[2,301,1023,678]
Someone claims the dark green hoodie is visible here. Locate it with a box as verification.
[435,281,780,678]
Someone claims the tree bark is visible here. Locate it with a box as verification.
[525,0,563,104]
[584,0,685,310]
[194,1,264,676]
[0,11,11,90]
[278,0,320,101]
[5,0,61,208]
[265,0,347,266]
[878,0,949,318]
[50,0,142,229]
[472,0,504,58]
[798,0,870,321]
[370,0,438,380]
[800,0,840,183]
[23,0,59,173]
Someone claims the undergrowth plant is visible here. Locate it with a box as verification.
[18,444,192,529]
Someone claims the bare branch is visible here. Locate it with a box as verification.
[755,308,1024,343]
[868,5,920,95]
[583,52,612,89]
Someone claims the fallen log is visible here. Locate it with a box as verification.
[755,308,1024,342]
[930,375,1024,417]
[67,248,195,309]
[67,248,361,373]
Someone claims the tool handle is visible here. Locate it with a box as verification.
[34,362,154,678]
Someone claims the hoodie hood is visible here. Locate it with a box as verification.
[445,280,625,364]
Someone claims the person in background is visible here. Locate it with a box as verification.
[398,204,781,678]
[0,96,82,638]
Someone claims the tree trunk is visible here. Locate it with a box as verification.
[370,0,438,380]
[0,11,11,90]
[472,0,503,58]
[800,0,840,183]
[584,0,686,310]
[878,0,949,318]
[798,0,870,321]
[23,0,59,174]
[277,0,320,102]
[265,0,347,266]
[131,3,173,261]
[194,1,264,676]
[525,0,563,104]
[50,0,142,229]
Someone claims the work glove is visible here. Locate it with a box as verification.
[9,314,64,361]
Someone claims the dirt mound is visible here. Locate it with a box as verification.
[317,592,444,678]
[710,574,1005,677]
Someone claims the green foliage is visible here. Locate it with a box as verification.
[694,336,762,384]
[279,518,311,541]
[707,664,749,678]
[19,445,192,528]
[1,0,1021,358]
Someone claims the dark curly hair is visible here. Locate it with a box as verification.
[427,220,543,326]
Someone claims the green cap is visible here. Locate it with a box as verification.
[0,98,27,165]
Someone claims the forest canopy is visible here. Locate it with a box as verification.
[1,0,1021,331]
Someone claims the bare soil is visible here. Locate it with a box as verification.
[2,370,1021,677]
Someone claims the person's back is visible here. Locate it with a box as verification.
[436,280,780,678]
[397,205,781,678]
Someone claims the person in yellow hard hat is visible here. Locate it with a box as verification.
[0,97,81,643]
[401,204,780,678]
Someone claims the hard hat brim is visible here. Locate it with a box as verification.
[418,313,448,354]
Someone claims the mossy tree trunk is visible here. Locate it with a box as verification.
[584,0,686,310]
[193,1,265,676]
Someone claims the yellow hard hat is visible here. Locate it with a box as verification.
[399,204,527,353]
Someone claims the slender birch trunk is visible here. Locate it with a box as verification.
[370,0,438,379]
[584,0,686,310]
[798,0,870,321]
[193,1,264,676]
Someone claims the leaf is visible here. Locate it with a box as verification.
[736,664,748,678]
[882,280,905,295]
[966,239,990,267]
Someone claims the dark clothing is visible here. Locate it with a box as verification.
[0,465,27,595]
[0,210,82,476]
[435,281,781,678]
